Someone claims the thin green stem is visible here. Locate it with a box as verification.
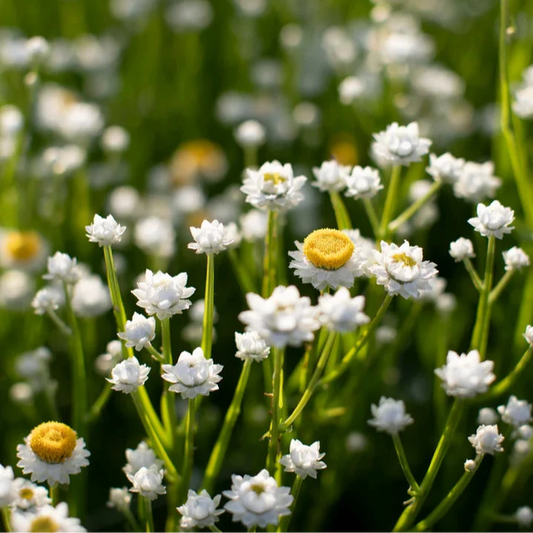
[208,525,223,533]
[85,383,113,425]
[277,475,303,532]
[463,258,483,292]
[143,496,154,533]
[180,398,197,502]
[489,270,514,304]
[161,318,176,448]
[123,507,142,532]
[202,254,215,360]
[329,191,352,230]
[47,308,72,336]
[229,248,257,295]
[363,198,380,237]
[392,433,420,494]
[202,359,253,494]
[379,165,401,240]
[267,347,285,476]
[262,211,278,297]
[51,484,59,506]
[2,507,12,533]
[146,345,164,362]
[483,347,533,399]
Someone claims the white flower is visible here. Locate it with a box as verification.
[468,201,515,239]
[518,425,533,440]
[43,252,80,284]
[426,153,465,184]
[101,126,130,153]
[239,286,320,348]
[132,269,195,320]
[464,459,477,472]
[369,240,438,300]
[524,325,533,346]
[503,247,530,271]
[26,36,50,64]
[107,186,141,220]
[368,397,414,434]
[311,160,348,192]
[0,270,35,310]
[435,350,495,398]
[342,229,376,276]
[235,331,270,362]
[117,313,156,352]
[288,229,366,291]
[0,465,16,506]
[162,347,222,399]
[95,340,123,376]
[241,161,306,211]
[468,425,504,455]
[453,162,501,203]
[371,122,431,167]
[32,285,65,316]
[178,489,224,529]
[240,210,268,242]
[477,407,498,425]
[188,220,234,255]
[318,287,369,332]
[71,275,112,317]
[16,422,90,486]
[223,469,293,528]
[134,217,176,259]
[234,120,266,147]
[85,214,126,246]
[107,357,150,393]
[15,348,52,392]
[339,76,365,105]
[11,478,51,510]
[279,439,327,479]
[127,466,166,501]
[497,396,532,428]
[513,85,533,118]
[107,487,132,512]
[516,506,533,528]
[11,502,85,532]
[123,441,163,477]
[344,166,383,199]
[449,238,475,262]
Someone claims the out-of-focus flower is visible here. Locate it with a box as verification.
[32,285,65,316]
[134,217,176,259]
[0,105,24,136]
[279,439,326,479]
[11,478,51,510]
[26,36,50,65]
[0,230,48,272]
[166,0,214,33]
[0,270,36,311]
[503,247,530,271]
[468,425,504,455]
[515,506,533,528]
[107,186,141,221]
[107,487,132,512]
[170,140,227,185]
[188,220,234,255]
[477,407,498,425]
[127,466,166,501]
[524,325,533,346]
[497,396,532,428]
[464,460,476,472]
[468,201,515,239]
[513,85,533,119]
[95,340,123,376]
[71,275,112,317]
[453,162,501,203]
[426,153,464,184]
[318,287,369,332]
[368,397,414,434]
[43,252,80,285]
[235,331,270,362]
[11,502,85,532]
[339,77,365,105]
[101,126,130,153]
[178,489,224,529]
[344,166,383,199]
[240,210,268,242]
[0,465,16,506]
[107,357,150,393]
[449,238,475,262]
[118,313,156,352]
[15,347,52,392]
[123,441,163,478]
[311,161,348,192]
[234,120,266,147]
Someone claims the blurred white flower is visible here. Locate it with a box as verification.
[426,153,464,184]
[32,285,65,316]
[134,217,176,259]
[513,85,533,119]
[235,120,265,147]
[71,275,112,317]
[85,214,126,247]
[524,325,533,346]
[101,126,130,153]
[123,441,163,478]
[11,502,85,532]
[107,186,141,220]
[178,489,224,529]
[107,487,132,512]
[107,356,150,394]
[11,478,51,510]
[240,210,268,242]
[15,347,52,392]
[25,36,50,65]
[43,252,81,285]
[516,506,533,528]
[235,331,270,362]
[0,465,16,506]
[166,0,213,32]
[338,77,365,105]
[344,166,383,199]
[503,247,530,271]
[118,313,156,352]
[497,396,532,428]
[453,162,501,203]
[318,287,369,332]
[95,340,123,376]
[279,439,327,479]
[468,425,504,455]
[311,160,348,192]
[449,238,475,262]
[477,407,498,425]
[368,397,414,434]
[188,220,234,255]
[468,201,515,239]
[0,270,35,310]
[127,466,166,501]
[0,105,24,136]
[464,459,477,472]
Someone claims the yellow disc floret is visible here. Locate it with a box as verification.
[19,487,35,500]
[263,172,286,185]
[5,231,41,261]
[392,253,417,268]
[29,422,77,464]
[303,229,355,270]
[29,516,59,533]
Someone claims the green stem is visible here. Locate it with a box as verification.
[180,398,197,502]
[277,475,303,532]
[143,496,154,533]
[363,198,380,237]
[379,165,401,240]
[388,181,442,233]
[147,345,164,362]
[488,270,514,304]
[262,211,278,297]
[483,347,533,399]
[267,347,285,476]
[51,484,59,506]
[85,383,113,425]
[202,254,216,360]
[123,507,142,533]
[47,308,72,336]
[392,433,420,494]
[229,248,257,295]
[329,191,352,230]
[161,318,176,449]
[202,359,253,494]
[463,258,483,292]
[2,507,12,533]
[208,525,223,533]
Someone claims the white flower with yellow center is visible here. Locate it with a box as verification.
[369,240,438,299]
[318,287,369,332]
[11,502,86,532]
[11,478,51,510]
[16,422,90,486]
[241,160,306,211]
[107,356,150,394]
[0,230,48,273]
[288,229,365,291]
[85,214,126,247]
[188,219,234,255]
[311,160,349,192]
[468,200,515,239]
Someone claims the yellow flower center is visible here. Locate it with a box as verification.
[303,229,354,270]
[19,487,35,500]
[5,231,41,261]
[392,253,417,267]
[29,422,77,464]
[250,484,265,495]
[263,172,286,185]
[30,517,59,533]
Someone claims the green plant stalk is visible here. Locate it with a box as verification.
[85,384,113,425]
[388,180,443,233]
[379,165,401,240]
[392,399,464,532]
[280,332,337,430]
[202,359,253,494]
[229,248,257,295]
[51,485,59,506]
[277,475,303,532]
[122,507,142,533]
[161,318,176,448]
[244,145,258,169]
[2,507,12,533]
[267,347,285,476]
[143,496,154,533]
[146,345,164,362]
[413,455,483,531]
[483,347,533,398]
[329,191,352,230]
[363,198,380,237]
[208,525,222,533]
[488,270,514,304]
[202,254,216,360]
[180,398,197,502]
[392,433,420,494]
[463,258,483,292]
[46,308,72,336]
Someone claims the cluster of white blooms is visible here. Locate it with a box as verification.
[435,350,495,398]
[317,287,369,332]
[239,286,320,348]
[123,441,165,501]
[449,238,475,262]
[368,397,414,434]
[369,240,438,299]
[503,247,530,271]
[453,162,501,203]
[235,331,270,362]
[118,313,156,352]
[426,153,465,183]
[161,347,223,399]
[11,502,86,532]
[468,201,515,239]
[468,425,504,455]
[279,439,327,479]
[344,166,383,199]
[107,356,150,393]
[178,489,224,529]
[85,214,126,247]
[497,396,532,428]
[188,219,234,255]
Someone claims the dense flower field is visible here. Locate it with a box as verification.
[1,0,533,531]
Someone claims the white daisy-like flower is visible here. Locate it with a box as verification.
[0,464,16,506]
[106,487,132,512]
[127,466,166,501]
[16,422,90,486]
[497,396,532,428]
[288,229,366,291]
[449,238,475,262]
[426,152,465,184]
[71,275,112,318]
[503,247,530,271]
[477,407,499,425]
[32,285,65,316]
[453,162,501,203]
[117,313,156,352]
[43,252,81,284]
[123,441,164,478]
[468,425,504,455]
[235,331,270,362]
[238,285,320,348]
[518,425,533,440]
[11,502,86,532]
[435,350,495,398]
[343,166,383,199]
[240,210,268,242]
[524,325,533,346]
[342,229,376,276]
[107,356,150,394]
[102,126,130,153]
[317,287,369,332]
[311,160,349,192]
[223,469,293,528]
[513,85,533,119]
[516,506,533,528]
[85,214,126,247]
[11,478,51,510]
[132,269,195,320]
[468,201,515,239]
[161,347,223,400]
[241,160,307,211]
[234,120,265,147]
[368,397,414,434]
[371,122,431,167]
[369,240,438,300]
[279,439,327,479]
[178,489,224,529]
[188,219,234,255]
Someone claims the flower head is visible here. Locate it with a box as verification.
[127,466,166,501]
[344,166,383,199]
[468,425,504,455]
[497,396,532,428]
[188,220,234,255]
[123,441,163,477]
[516,506,533,528]
[16,422,90,486]
[32,285,65,316]
[107,487,132,512]
[11,478,51,510]
[178,489,224,529]
[524,325,533,346]
[71,275,112,317]
[117,313,156,352]
[368,397,414,434]
[0,465,16,506]
[161,347,223,400]
[107,357,150,394]
[235,331,270,362]
[311,160,348,192]
[85,214,126,246]
[449,238,475,262]
[11,502,86,532]
[435,350,495,398]
[503,247,530,271]
[468,201,515,239]
[477,407,498,425]
[95,340,123,376]
[235,120,266,147]
[453,162,501,203]
[223,469,293,528]
[279,440,327,479]
[43,252,80,284]
[134,217,176,259]
[318,287,369,332]
[426,153,464,184]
